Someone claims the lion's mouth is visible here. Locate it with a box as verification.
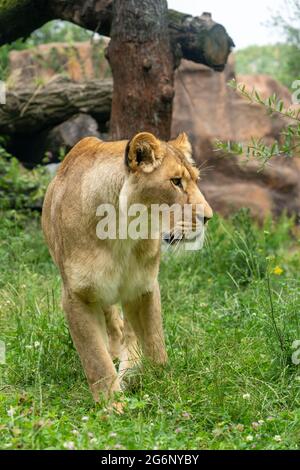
[162,232,201,245]
[162,234,178,245]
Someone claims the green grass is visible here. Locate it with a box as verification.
[0,209,300,450]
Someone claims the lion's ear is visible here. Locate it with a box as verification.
[170,132,194,164]
[125,132,162,173]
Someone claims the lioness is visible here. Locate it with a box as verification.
[42,132,213,403]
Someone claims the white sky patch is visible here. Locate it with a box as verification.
[167,0,284,49]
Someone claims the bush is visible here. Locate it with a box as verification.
[0,139,50,213]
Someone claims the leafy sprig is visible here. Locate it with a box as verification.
[215,79,300,165]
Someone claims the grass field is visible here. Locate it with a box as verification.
[0,209,300,450]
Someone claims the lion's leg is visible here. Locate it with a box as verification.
[62,291,121,402]
[120,281,168,382]
[104,305,123,360]
[118,316,141,382]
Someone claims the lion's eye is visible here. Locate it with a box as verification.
[171,178,183,189]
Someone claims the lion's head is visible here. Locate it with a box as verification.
[122,131,213,246]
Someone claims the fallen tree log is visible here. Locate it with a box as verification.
[0,1,234,71]
[0,77,113,135]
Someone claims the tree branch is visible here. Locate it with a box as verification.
[0,0,234,71]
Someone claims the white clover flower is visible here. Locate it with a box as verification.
[242,393,251,400]
[109,432,117,438]
[63,441,75,450]
[82,416,89,422]
[246,435,254,442]
[71,429,79,435]
[34,341,41,348]
[252,422,260,430]
[274,435,282,442]
[7,407,15,417]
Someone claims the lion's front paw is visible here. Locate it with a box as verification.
[119,364,143,392]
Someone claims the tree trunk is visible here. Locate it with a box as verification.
[0,78,112,135]
[107,0,174,140]
[0,1,234,72]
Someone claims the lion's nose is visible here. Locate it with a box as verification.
[203,202,213,225]
[197,214,213,225]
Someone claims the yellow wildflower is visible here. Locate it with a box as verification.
[273,266,284,276]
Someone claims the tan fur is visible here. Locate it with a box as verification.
[42,132,213,405]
